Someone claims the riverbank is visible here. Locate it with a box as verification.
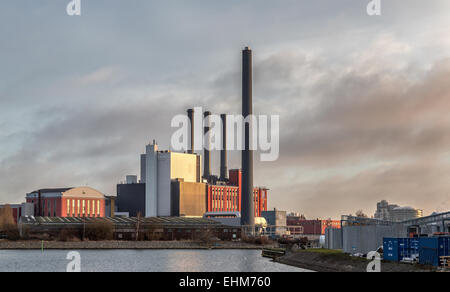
[274,249,436,272]
[0,239,275,250]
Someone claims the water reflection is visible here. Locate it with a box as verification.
[0,249,309,272]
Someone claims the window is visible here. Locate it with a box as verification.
[54,200,57,217]
[48,200,51,217]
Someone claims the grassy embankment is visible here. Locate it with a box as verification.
[275,248,436,272]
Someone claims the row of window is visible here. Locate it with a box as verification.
[66,199,101,217]
[211,188,239,196]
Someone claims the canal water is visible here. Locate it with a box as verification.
[0,249,310,272]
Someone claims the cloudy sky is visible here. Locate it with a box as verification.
[1,0,450,218]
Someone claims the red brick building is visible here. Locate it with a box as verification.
[207,169,268,217]
[26,187,106,217]
[287,217,341,235]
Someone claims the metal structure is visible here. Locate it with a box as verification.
[241,46,254,226]
[338,212,450,254]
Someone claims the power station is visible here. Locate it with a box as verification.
[116,47,267,224]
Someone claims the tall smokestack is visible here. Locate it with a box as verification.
[203,111,211,180]
[241,46,254,226]
[187,109,194,154]
[220,114,228,181]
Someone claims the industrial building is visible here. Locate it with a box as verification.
[115,47,268,222]
[116,181,145,217]
[0,203,34,223]
[171,179,207,217]
[261,209,287,236]
[207,169,268,217]
[144,141,202,217]
[25,187,106,217]
[324,211,450,254]
[19,216,240,241]
[287,215,341,235]
[374,200,423,222]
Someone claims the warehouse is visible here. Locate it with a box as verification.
[19,216,241,241]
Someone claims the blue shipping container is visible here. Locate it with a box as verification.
[419,237,450,266]
[383,238,419,262]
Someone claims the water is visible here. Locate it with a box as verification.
[0,249,310,272]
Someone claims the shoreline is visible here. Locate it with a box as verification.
[0,240,272,250]
[273,249,436,272]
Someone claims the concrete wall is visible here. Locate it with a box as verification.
[343,225,407,254]
[324,227,343,250]
[157,152,171,216]
[171,152,201,183]
[171,181,206,217]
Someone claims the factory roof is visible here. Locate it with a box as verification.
[30,188,74,194]
[20,216,225,227]
[27,187,105,199]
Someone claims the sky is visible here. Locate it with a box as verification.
[1,0,450,219]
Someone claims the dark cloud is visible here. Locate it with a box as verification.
[1,1,450,218]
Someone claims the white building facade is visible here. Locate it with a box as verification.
[144,141,201,217]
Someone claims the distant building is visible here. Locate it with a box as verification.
[116,181,146,217]
[374,200,423,222]
[261,208,286,227]
[26,187,106,217]
[390,206,423,222]
[286,216,341,235]
[104,195,116,218]
[126,175,138,184]
[374,200,399,220]
[0,203,34,223]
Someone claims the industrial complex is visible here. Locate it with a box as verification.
[1,47,270,241]
[0,47,449,269]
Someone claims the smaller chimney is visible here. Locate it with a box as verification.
[187,109,194,154]
[220,114,228,181]
[203,111,211,180]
